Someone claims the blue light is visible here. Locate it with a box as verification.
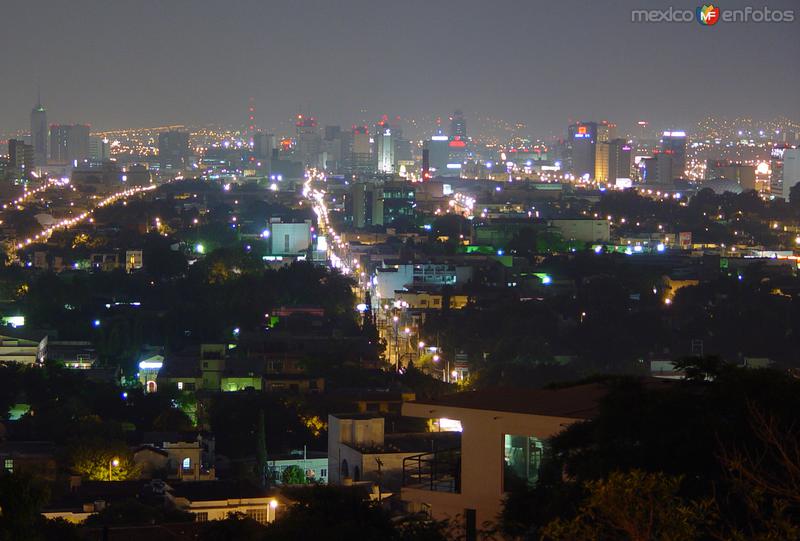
[594,245,603,254]
[497,249,504,256]
[656,243,665,252]
[93,319,101,327]
[541,275,552,285]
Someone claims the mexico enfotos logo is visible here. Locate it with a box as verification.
[632,4,795,24]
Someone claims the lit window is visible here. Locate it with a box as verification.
[195,512,208,522]
[4,459,12,472]
[182,457,191,469]
[177,382,184,390]
[246,508,268,523]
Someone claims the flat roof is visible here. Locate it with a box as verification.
[407,383,609,419]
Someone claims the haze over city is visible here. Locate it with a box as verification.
[1,1,800,540]
[1,0,799,137]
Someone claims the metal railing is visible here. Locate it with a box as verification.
[402,448,461,493]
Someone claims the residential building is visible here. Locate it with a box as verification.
[399,383,613,532]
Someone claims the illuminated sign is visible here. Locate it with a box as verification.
[662,131,686,137]
[446,163,462,169]
[574,133,591,139]
[431,135,449,141]
[139,361,163,370]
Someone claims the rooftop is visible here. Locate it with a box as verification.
[408,382,610,419]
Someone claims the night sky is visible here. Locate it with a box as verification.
[1,0,798,137]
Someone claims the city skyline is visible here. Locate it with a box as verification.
[1,0,798,138]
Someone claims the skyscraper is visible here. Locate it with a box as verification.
[349,125,371,177]
[375,120,395,174]
[158,130,190,170]
[660,131,687,180]
[781,148,800,201]
[567,121,597,179]
[8,139,34,180]
[450,110,467,139]
[295,115,321,169]
[30,95,47,167]
[50,124,90,164]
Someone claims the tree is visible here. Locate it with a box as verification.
[541,470,708,541]
[69,439,140,481]
[152,407,194,432]
[281,465,307,485]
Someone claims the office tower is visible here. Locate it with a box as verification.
[322,126,343,172]
[350,125,371,176]
[781,148,800,200]
[609,139,632,181]
[50,124,90,164]
[640,153,672,184]
[450,110,467,138]
[706,160,756,191]
[158,130,190,169]
[253,133,275,160]
[375,120,395,174]
[597,120,617,142]
[771,146,794,195]
[593,121,618,181]
[423,134,450,177]
[30,95,47,166]
[660,131,687,180]
[567,121,597,179]
[422,148,431,180]
[88,136,110,161]
[8,139,34,179]
[295,115,321,169]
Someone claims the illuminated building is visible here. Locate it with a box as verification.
[8,139,34,179]
[158,130,190,170]
[567,121,597,179]
[595,138,631,183]
[782,148,800,200]
[348,125,371,176]
[660,130,687,180]
[295,115,321,168]
[640,153,672,184]
[49,124,90,164]
[423,134,450,177]
[450,109,467,138]
[705,160,756,191]
[30,94,47,167]
[88,136,110,161]
[375,120,395,174]
[593,121,618,182]
[770,145,797,196]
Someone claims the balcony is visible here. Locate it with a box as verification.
[402,448,460,493]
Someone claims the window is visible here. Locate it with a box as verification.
[247,508,269,524]
[177,381,183,390]
[4,459,13,472]
[284,234,290,252]
[320,468,327,477]
[195,512,208,522]
[182,457,191,470]
[341,459,349,478]
[503,434,546,491]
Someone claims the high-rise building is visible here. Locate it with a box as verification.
[295,115,321,169]
[8,139,34,179]
[781,148,800,201]
[660,131,687,180]
[350,125,371,176]
[30,96,47,167]
[375,120,395,174]
[706,160,756,191]
[423,134,451,177]
[450,110,467,139]
[640,153,672,184]
[88,136,110,162]
[567,121,597,179]
[158,130,190,170]
[50,124,90,164]
[609,139,632,182]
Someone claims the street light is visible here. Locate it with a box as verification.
[109,457,120,481]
